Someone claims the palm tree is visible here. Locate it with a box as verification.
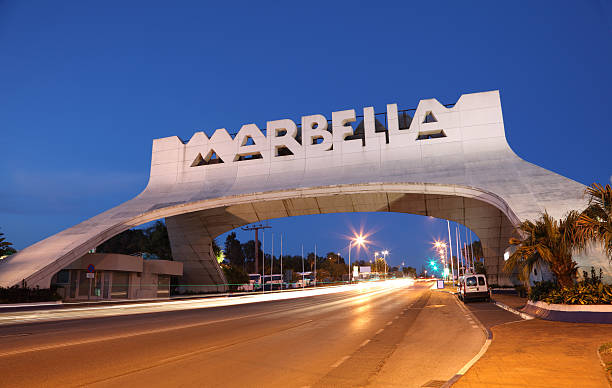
[576,183,612,259]
[504,212,580,288]
[0,231,15,256]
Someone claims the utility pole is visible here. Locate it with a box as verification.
[447,220,454,285]
[314,244,317,287]
[242,224,271,274]
[280,234,283,291]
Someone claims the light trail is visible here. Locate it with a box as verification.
[0,279,416,326]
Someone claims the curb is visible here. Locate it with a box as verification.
[0,301,63,309]
[523,301,612,324]
[596,346,612,385]
[493,300,534,320]
[441,291,492,388]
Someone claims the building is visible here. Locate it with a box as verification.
[51,253,182,300]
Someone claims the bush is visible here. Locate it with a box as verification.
[542,283,612,305]
[0,286,61,303]
[527,267,612,305]
[528,281,557,301]
[221,264,250,291]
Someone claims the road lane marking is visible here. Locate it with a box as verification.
[386,321,392,326]
[359,339,370,348]
[330,355,350,368]
[394,315,399,319]
[375,328,384,335]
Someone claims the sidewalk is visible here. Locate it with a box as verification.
[453,318,612,387]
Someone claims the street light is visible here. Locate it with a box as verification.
[348,234,366,283]
[433,241,449,281]
[382,250,389,279]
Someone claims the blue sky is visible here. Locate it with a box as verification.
[1,1,611,270]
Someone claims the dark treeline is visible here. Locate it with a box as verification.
[225,232,417,280]
[224,232,349,281]
[96,221,172,260]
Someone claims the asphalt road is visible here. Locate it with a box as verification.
[0,281,487,388]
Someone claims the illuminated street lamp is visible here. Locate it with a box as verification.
[382,250,389,279]
[433,241,449,281]
[348,234,366,283]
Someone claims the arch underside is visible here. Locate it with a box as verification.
[166,187,519,289]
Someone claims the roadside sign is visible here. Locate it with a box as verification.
[437,280,444,289]
[86,272,94,279]
[87,264,95,273]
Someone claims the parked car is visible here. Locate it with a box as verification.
[458,273,491,302]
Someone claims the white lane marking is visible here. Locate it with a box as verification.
[394,315,399,319]
[386,321,392,326]
[375,328,384,335]
[471,325,479,329]
[330,355,350,368]
[359,339,370,348]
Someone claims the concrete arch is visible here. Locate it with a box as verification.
[1,90,604,290]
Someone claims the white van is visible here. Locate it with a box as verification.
[458,273,491,302]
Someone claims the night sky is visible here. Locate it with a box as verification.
[1,1,611,270]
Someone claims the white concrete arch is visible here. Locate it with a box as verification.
[1,90,603,290]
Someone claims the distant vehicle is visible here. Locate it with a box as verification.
[238,274,261,291]
[293,278,311,288]
[263,274,283,290]
[458,273,491,302]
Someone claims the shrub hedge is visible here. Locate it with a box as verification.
[528,268,612,305]
[0,286,61,303]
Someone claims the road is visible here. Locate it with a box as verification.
[0,280,487,387]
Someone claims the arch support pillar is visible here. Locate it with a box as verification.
[166,213,228,293]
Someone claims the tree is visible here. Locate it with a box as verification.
[0,231,16,257]
[576,183,612,260]
[241,240,262,273]
[97,221,172,260]
[212,239,223,263]
[464,240,483,260]
[97,228,148,255]
[402,266,417,277]
[221,263,249,291]
[325,252,344,265]
[225,232,245,268]
[144,221,172,260]
[504,211,580,288]
[474,260,486,275]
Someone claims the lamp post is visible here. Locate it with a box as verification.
[348,234,365,283]
[382,250,389,279]
[374,251,379,277]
